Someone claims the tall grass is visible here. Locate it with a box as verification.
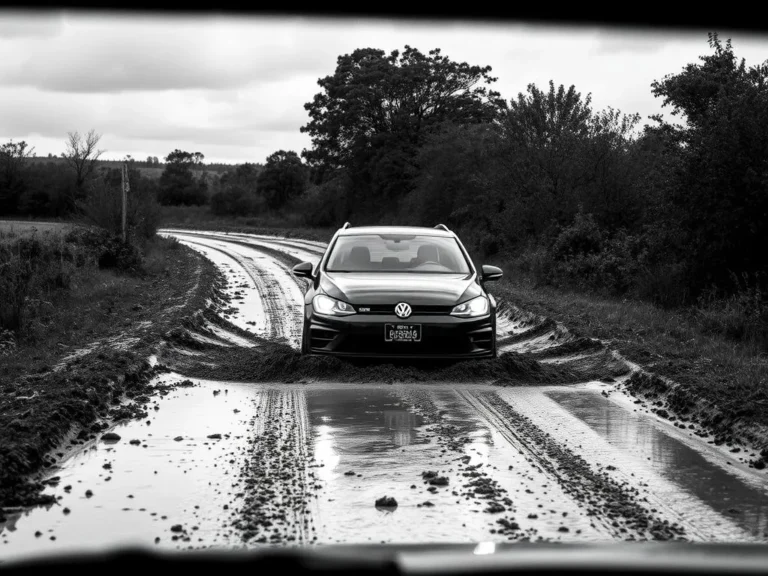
[0,230,83,333]
[0,225,160,338]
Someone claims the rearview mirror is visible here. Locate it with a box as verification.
[292,261,314,278]
[481,265,503,283]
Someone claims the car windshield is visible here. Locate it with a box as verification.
[325,234,471,273]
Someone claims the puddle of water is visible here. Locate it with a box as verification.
[307,386,485,545]
[0,374,261,560]
[308,386,601,545]
[546,389,768,540]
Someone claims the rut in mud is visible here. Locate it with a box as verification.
[232,389,317,544]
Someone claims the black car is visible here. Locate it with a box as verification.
[291,223,503,359]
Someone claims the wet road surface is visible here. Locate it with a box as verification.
[2,229,767,560]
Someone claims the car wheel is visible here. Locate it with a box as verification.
[491,331,498,359]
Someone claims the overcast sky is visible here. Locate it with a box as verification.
[2,11,768,165]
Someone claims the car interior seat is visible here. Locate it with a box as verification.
[410,244,439,266]
[380,256,401,269]
[347,246,371,270]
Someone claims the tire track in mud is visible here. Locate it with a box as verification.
[175,235,303,347]
[493,387,760,542]
[460,389,687,541]
[163,229,325,266]
[231,388,317,545]
[391,387,591,542]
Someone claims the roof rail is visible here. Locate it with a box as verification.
[434,223,450,232]
[342,222,351,229]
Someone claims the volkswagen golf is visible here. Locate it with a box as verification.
[291,223,503,359]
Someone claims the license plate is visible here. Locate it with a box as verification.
[385,324,422,342]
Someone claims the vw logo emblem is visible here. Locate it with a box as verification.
[394,302,412,319]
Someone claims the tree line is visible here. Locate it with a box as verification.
[0,136,307,223]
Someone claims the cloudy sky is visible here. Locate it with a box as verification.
[2,11,768,165]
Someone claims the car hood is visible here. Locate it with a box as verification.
[321,272,481,306]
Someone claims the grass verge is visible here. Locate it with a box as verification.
[0,231,219,511]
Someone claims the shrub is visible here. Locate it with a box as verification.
[550,212,603,261]
[696,272,768,348]
[97,235,143,272]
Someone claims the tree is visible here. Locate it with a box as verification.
[300,46,504,218]
[499,81,641,239]
[256,151,307,210]
[62,129,104,203]
[157,149,207,205]
[650,33,768,295]
[210,162,263,216]
[0,140,35,215]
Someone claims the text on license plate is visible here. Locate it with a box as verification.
[385,324,422,342]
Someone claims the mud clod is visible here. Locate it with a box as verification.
[101,432,121,442]
[428,476,449,486]
[375,496,398,508]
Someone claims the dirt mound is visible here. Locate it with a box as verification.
[162,339,579,385]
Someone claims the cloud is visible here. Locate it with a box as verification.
[590,27,693,55]
[0,83,314,162]
[0,14,333,93]
[0,11,64,38]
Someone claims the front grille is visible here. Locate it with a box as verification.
[355,304,453,315]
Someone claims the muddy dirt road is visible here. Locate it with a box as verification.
[1,229,767,559]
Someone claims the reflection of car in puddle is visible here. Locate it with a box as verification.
[383,410,418,446]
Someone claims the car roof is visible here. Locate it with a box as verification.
[337,226,454,238]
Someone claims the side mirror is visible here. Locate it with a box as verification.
[481,265,503,283]
[292,261,314,278]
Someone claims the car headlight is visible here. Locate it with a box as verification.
[450,296,489,318]
[313,294,356,316]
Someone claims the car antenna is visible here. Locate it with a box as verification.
[434,223,449,232]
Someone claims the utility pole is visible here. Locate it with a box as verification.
[121,163,129,243]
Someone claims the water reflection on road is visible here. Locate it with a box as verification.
[547,388,768,539]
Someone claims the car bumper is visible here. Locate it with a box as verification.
[305,312,495,359]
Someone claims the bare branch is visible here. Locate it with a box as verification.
[63,129,105,197]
